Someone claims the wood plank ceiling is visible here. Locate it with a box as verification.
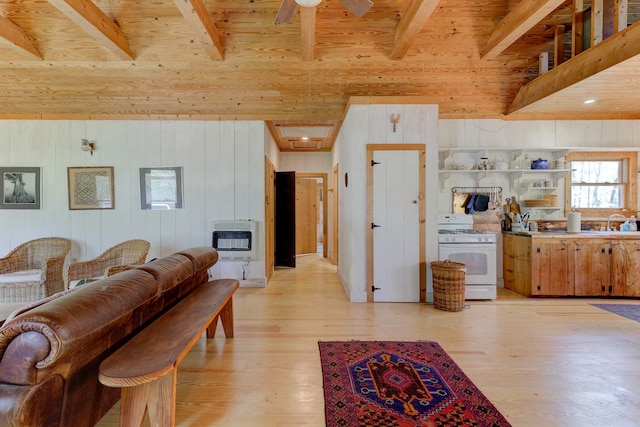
[1,0,639,151]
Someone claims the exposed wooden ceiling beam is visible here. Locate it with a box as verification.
[300,6,316,61]
[0,15,42,60]
[47,0,134,60]
[481,0,566,60]
[172,0,224,61]
[507,21,640,114]
[275,0,297,25]
[390,0,440,60]
[554,24,565,66]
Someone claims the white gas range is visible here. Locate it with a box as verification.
[437,214,497,300]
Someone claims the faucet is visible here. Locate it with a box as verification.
[606,213,627,231]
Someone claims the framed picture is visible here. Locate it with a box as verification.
[1,167,41,210]
[67,166,115,210]
[139,167,183,210]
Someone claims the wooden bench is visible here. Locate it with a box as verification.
[98,279,239,427]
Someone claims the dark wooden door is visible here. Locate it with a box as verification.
[275,171,296,267]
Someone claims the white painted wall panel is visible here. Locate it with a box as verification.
[219,123,236,221]
[279,152,332,173]
[0,120,267,285]
[336,104,438,302]
[186,121,207,248]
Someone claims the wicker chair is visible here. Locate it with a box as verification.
[64,239,150,289]
[0,237,72,303]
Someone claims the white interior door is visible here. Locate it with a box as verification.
[372,150,420,302]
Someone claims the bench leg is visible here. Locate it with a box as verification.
[220,298,234,338]
[119,371,177,427]
[206,298,234,339]
[120,383,149,427]
[206,315,220,338]
[147,371,177,427]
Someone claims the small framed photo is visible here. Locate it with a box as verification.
[1,167,41,210]
[139,167,183,210]
[67,166,115,210]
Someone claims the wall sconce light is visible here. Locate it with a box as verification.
[81,139,96,156]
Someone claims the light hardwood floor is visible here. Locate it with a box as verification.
[96,253,640,427]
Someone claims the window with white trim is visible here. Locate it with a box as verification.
[565,151,637,217]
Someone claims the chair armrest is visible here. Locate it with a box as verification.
[104,264,135,277]
[64,259,109,286]
[0,255,28,275]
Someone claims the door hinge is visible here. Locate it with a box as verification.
[609,247,612,255]
[372,285,381,292]
[609,285,613,293]
[371,223,381,229]
[371,160,380,166]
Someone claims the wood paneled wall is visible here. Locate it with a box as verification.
[0,120,266,284]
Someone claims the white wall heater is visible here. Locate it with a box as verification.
[211,220,257,261]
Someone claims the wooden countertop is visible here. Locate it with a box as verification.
[505,231,640,239]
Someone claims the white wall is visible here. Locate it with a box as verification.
[0,120,267,286]
[437,119,640,216]
[279,152,332,173]
[334,104,439,302]
[4,117,640,298]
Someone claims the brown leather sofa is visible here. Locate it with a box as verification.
[0,247,218,427]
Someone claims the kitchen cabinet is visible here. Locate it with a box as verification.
[530,238,572,296]
[503,233,640,297]
[503,234,572,296]
[611,240,640,296]
[573,239,610,296]
[503,233,531,297]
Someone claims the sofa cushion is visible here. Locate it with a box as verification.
[0,270,41,283]
[135,255,193,294]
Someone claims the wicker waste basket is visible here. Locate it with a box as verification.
[430,260,466,312]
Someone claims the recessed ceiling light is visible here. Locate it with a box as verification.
[584,99,596,104]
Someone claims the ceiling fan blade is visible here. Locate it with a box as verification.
[275,0,298,24]
[338,0,373,17]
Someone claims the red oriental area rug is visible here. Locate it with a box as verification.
[319,341,511,427]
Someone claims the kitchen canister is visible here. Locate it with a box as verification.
[567,212,581,233]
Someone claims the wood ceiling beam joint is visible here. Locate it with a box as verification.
[172,0,224,61]
[390,0,441,60]
[47,0,134,60]
[481,0,566,60]
[0,15,42,60]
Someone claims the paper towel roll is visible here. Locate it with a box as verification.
[567,212,581,233]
